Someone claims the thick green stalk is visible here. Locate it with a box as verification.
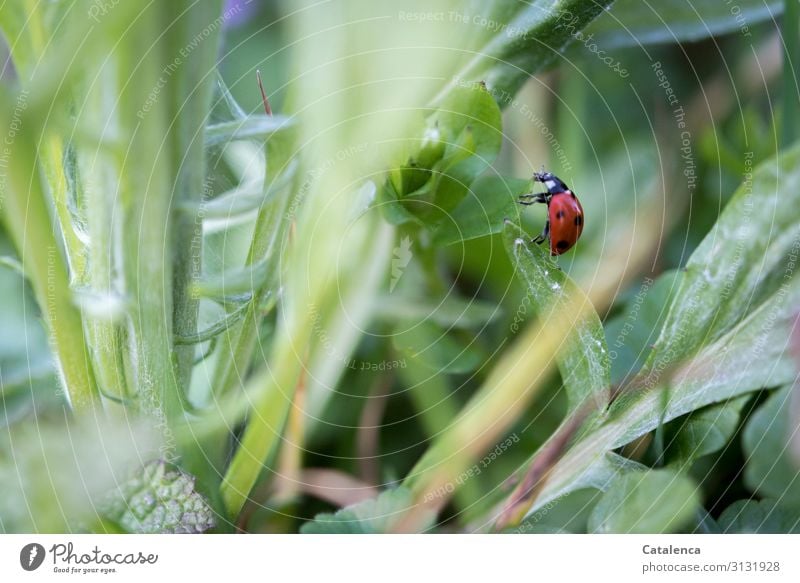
[219,322,313,516]
[77,63,131,403]
[157,0,231,516]
[783,0,800,146]
[0,97,100,412]
[165,0,225,393]
[118,5,183,423]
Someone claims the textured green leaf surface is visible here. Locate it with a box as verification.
[439,0,614,99]
[516,146,800,519]
[582,0,781,49]
[434,176,531,246]
[502,221,610,412]
[102,461,216,534]
[718,498,800,533]
[743,385,800,504]
[642,145,800,374]
[604,270,679,385]
[301,487,429,534]
[664,395,749,464]
[390,82,503,225]
[588,468,699,533]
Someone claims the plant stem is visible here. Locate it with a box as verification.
[0,99,100,412]
[210,128,296,399]
[118,5,183,423]
[165,0,225,394]
[74,60,132,403]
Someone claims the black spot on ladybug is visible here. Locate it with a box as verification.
[556,210,565,219]
[575,215,583,226]
[556,240,570,250]
[570,191,576,199]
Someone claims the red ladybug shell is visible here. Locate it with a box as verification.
[548,191,584,255]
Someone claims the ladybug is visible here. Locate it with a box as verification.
[518,171,584,255]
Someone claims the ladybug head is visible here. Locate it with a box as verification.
[533,171,570,194]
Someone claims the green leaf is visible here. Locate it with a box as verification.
[393,82,503,225]
[204,114,295,147]
[514,146,800,521]
[742,385,800,504]
[588,468,699,533]
[604,270,680,385]
[582,0,781,50]
[102,461,216,534]
[301,487,430,534]
[191,257,270,298]
[0,237,55,400]
[438,1,614,99]
[434,175,531,246]
[392,320,485,375]
[664,395,749,464]
[718,498,800,533]
[502,220,610,412]
[429,82,502,212]
[0,259,62,421]
[374,294,502,329]
[642,144,800,375]
[533,253,800,524]
[0,420,161,533]
[181,160,297,219]
[510,488,602,534]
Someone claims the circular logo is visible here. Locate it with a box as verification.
[19,543,46,571]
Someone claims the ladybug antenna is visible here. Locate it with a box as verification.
[256,70,272,116]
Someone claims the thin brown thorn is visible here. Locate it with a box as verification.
[256,69,272,116]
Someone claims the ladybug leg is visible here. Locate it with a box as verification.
[532,219,550,245]
[517,192,547,206]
